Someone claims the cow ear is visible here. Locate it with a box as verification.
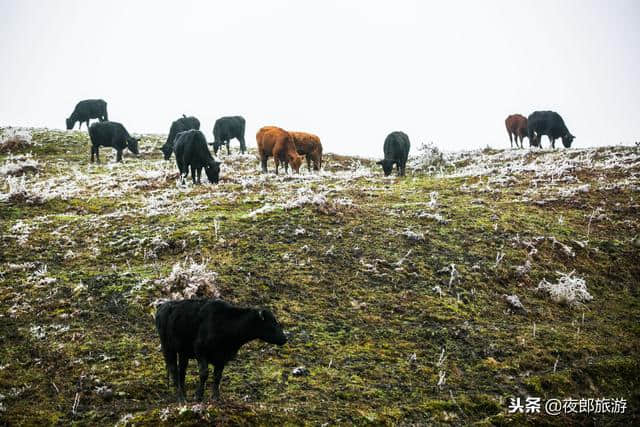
[376,160,383,165]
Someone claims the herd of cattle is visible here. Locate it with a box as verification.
[61,99,576,401]
[66,99,575,184]
[505,111,575,149]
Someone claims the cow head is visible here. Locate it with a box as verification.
[204,159,221,184]
[161,142,173,160]
[377,159,395,176]
[289,154,303,173]
[65,118,74,130]
[529,135,541,148]
[256,309,287,345]
[127,137,140,155]
[562,133,575,148]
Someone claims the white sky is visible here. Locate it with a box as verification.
[1,0,638,157]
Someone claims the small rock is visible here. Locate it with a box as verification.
[95,386,113,399]
[292,366,309,376]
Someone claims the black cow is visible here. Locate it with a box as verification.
[377,131,411,176]
[212,116,247,155]
[155,298,287,401]
[527,111,575,149]
[161,115,201,160]
[66,99,108,130]
[88,121,139,163]
[174,130,221,184]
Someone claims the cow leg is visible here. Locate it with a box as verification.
[116,149,123,162]
[195,358,208,401]
[90,146,95,163]
[86,120,90,129]
[239,136,247,154]
[95,147,100,163]
[550,137,556,149]
[274,158,279,175]
[508,131,513,149]
[163,351,182,401]
[306,154,312,172]
[212,364,225,400]
[177,353,188,402]
[226,141,231,155]
[197,167,202,184]
[261,155,268,173]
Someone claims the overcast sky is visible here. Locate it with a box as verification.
[1,0,638,157]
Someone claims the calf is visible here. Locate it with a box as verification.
[527,110,575,149]
[377,131,410,176]
[66,99,108,130]
[212,116,247,155]
[155,298,287,401]
[256,126,303,174]
[174,129,220,184]
[290,131,323,171]
[88,121,139,163]
[161,115,201,160]
[505,114,530,148]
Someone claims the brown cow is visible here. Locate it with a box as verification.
[505,114,529,149]
[289,131,323,172]
[256,126,303,174]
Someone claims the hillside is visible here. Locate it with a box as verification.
[1,127,639,425]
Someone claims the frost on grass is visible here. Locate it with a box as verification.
[155,258,220,302]
[504,294,527,314]
[0,128,34,153]
[401,228,425,241]
[0,155,39,176]
[537,271,593,306]
[408,142,447,173]
[1,176,44,204]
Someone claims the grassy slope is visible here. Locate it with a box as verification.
[0,128,639,426]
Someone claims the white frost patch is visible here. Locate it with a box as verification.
[401,229,425,241]
[0,155,39,176]
[417,211,448,224]
[504,294,526,312]
[155,258,220,301]
[30,325,46,339]
[245,203,279,218]
[537,271,593,306]
[0,127,34,152]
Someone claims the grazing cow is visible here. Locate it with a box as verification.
[256,126,303,174]
[66,99,108,130]
[212,116,247,155]
[155,298,287,402]
[174,129,220,184]
[377,131,410,176]
[290,131,323,171]
[527,111,575,149]
[88,121,139,163]
[161,115,201,160]
[505,114,530,149]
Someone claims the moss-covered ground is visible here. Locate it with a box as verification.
[1,128,639,425]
